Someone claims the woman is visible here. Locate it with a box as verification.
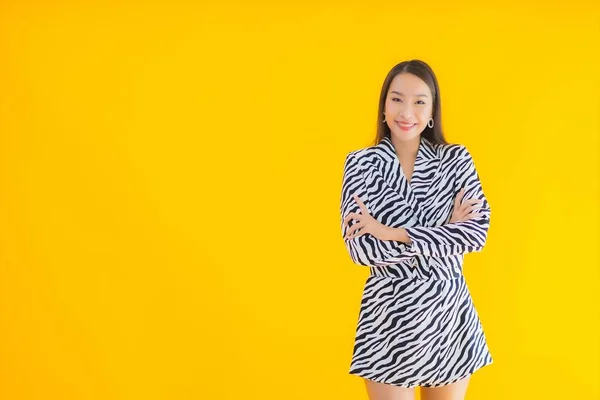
[340,60,493,400]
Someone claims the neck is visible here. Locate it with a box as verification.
[390,135,421,160]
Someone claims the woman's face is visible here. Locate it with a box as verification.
[384,73,433,142]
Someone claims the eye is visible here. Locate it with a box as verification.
[392,98,426,104]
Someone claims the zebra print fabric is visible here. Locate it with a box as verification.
[340,135,493,387]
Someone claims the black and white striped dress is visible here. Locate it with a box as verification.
[340,135,493,388]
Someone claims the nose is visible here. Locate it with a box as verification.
[398,104,415,120]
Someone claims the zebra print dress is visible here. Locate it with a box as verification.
[340,135,493,388]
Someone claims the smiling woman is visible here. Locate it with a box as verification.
[377,62,445,148]
[340,59,493,400]
[386,82,431,134]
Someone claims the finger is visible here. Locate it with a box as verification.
[457,205,477,220]
[345,223,356,238]
[466,198,484,205]
[457,211,483,222]
[347,228,356,239]
[463,208,478,216]
[352,193,368,213]
[343,214,353,227]
[467,212,483,220]
[347,225,364,240]
[351,221,366,234]
[462,198,482,206]
[469,201,485,211]
[343,212,362,226]
[351,226,367,239]
[343,213,354,226]
[454,188,468,211]
[345,221,364,239]
[344,223,354,238]
[454,188,464,206]
[459,199,482,212]
[454,192,461,208]
[463,201,483,213]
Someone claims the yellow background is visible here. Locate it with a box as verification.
[0,1,598,399]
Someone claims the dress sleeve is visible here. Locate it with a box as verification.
[403,146,492,257]
[340,152,419,266]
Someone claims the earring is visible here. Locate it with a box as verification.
[427,117,434,128]
[382,112,387,123]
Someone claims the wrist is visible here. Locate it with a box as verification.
[385,226,412,244]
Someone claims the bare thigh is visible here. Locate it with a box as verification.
[420,375,471,400]
[364,378,415,400]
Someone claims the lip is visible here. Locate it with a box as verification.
[396,121,416,131]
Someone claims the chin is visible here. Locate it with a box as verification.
[391,129,421,142]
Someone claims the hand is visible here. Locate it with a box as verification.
[343,193,390,241]
[450,188,484,223]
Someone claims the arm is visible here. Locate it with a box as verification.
[340,152,419,266]
[401,146,492,257]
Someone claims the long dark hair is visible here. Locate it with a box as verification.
[373,60,449,146]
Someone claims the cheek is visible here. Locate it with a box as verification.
[417,107,432,120]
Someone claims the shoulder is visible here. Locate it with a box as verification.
[437,143,477,167]
[437,142,469,158]
[344,143,390,165]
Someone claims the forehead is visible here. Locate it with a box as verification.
[388,73,431,97]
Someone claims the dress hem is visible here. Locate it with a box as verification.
[349,359,493,388]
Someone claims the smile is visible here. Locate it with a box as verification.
[396,121,416,131]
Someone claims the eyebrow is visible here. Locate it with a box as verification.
[390,91,428,98]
